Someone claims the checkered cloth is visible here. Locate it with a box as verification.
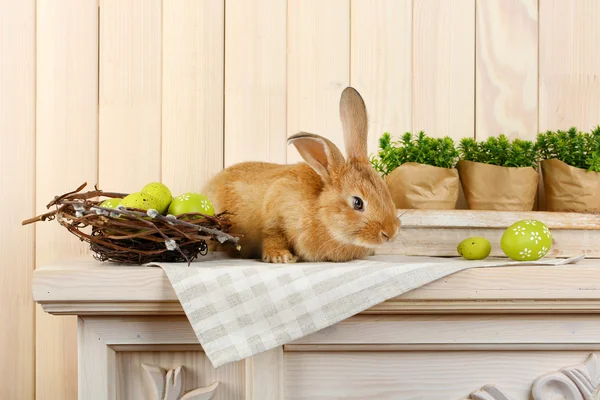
[149,254,584,368]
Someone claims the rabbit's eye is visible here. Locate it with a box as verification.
[352,196,364,211]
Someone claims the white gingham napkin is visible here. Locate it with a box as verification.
[148,254,584,368]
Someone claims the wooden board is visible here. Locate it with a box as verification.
[224,0,287,166]
[539,0,600,132]
[378,209,600,258]
[475,0,538,139]
[350,0,412,157]
[284,351,595,400]
[35,1,100,398]
[0,0,35,399]
[412,0,475,139]
[162,0,225,194]
[98,0,162,191]
[287,0,350,164]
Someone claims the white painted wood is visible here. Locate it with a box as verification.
[245,347,283,400]
[539,0,600,131]
[376,209,600,258]
[31,256,600,314]
[284,351,597,400]
[470,385,514,400]
[350,0,412,157]
[162,0,224,193]
[475,0,538,140]
[77,317,244,400]
[36,1,99,397]
[532,353,600,400]
[290,314,600,346]
[224,0,287,166]
[287,0,350,164]
[98,0,162,191]
[412,0,475,138]
[0,0,35,398]
[141,363,218,400]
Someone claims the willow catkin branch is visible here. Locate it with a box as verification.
[22,183,241,265]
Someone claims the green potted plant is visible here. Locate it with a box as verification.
[456,134,539,211]
[537,126,600,212]
[371,131,460,209]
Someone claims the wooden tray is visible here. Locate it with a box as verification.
[377,209,600,258]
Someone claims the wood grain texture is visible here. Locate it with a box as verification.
[98,0,162,191]
[287,0,350,164]
[475,0,538,139]
[375,209,600,258]
[119,352,242,400]
[245,347,283,400]
[291,314,600,345]
[78,317,117,400]
[32,256,600,305]
[350,0,412,157]
[224,0,287,166]
[413,0,475,138]
[539,0,600,132]
[0,1,35,399]
[35,2,99,397]
[162,0,224,194]
[284,351,594,400]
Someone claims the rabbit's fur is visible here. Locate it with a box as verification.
[203,87,400,263]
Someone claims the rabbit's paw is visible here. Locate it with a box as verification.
[262,249,298,264]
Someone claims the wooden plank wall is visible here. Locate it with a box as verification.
[1,1,600,398]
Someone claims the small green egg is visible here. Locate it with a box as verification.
[120,192,160,212]
[167,192,215,218]
[140,182,172,214]
[99,198,122,209]
[457,236,492,260]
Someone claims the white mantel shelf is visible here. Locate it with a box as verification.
[32,255,600,316]
[32,254,600,399]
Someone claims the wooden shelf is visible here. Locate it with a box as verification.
[32,254,600,316]
[378,209,600,258]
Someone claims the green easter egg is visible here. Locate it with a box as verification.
[457,236,492,260]
[141,182,172,214]
[99,198,122,209]
[500,219,552,261]
[167,192,215,217]
[120,192,160,212]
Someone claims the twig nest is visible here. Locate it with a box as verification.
[21,182,240,266]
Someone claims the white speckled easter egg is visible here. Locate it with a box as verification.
[167,192,215,217]
[500,219,552,261]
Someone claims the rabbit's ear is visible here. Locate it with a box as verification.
[339,86,369,163]
[288,132,345,181]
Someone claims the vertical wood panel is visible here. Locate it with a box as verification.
[99,0,162,191]
[539,0,600,131]
[413,0,475,139]
[476,0,538,139]
[287,0,350,164]
[35,2,99,398]
[162,0,224,194]
[0,1,35,398]
[224,0,287,166]
[350,0,412,157]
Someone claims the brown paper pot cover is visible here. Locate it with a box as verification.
[385,162,460,209]
[456,160,538,211]
[541,158,600,212]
